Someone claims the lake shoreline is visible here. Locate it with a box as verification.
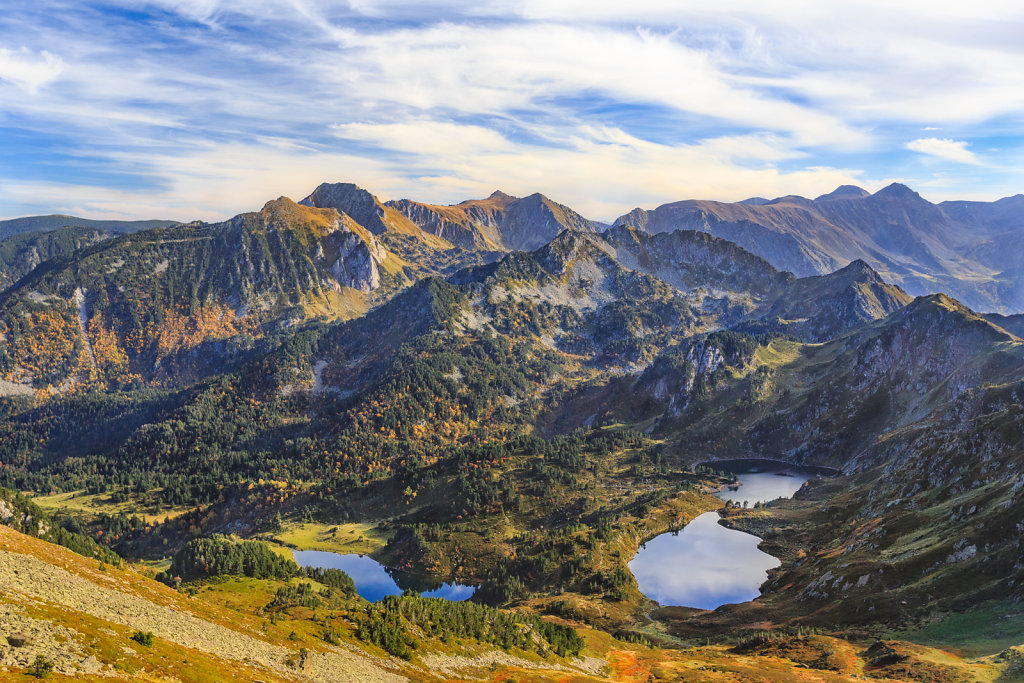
[629,459,829,611]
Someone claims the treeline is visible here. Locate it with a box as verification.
[167,535,297,581]
[356,595,584,659]
[161,535,355,597]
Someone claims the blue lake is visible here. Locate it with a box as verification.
[292,550,476,602]
[628,460,825,610]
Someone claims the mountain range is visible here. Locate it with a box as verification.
[3,180,1024,681]
[613,183,1024,313]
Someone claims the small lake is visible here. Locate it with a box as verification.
[292,550,476,602]
[710,459,826,506]
[628,459,828,610]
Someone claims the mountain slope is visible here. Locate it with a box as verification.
[0,226,116,292]
[614,183,1024,313]
[6,518,1000,683]
[387,190,603,252]
[0,197,398,390]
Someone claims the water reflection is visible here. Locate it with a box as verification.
[628,512,779,609]
[629,460,827,609]
[712,461,813,505]
[292,550,475,602]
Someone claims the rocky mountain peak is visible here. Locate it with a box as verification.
[500,192,601,251]
[872,182,924,202]
[837,258,882,281]
[535,228,604,268]
[611,207,651,231]
[258,196,337,226]
[300,182,387,233]
[815,185,870,201]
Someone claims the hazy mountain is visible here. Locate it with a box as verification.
[614,183,1024,313]
[0,214,178,240]
[0,226,117,291]
[598,226,910,342]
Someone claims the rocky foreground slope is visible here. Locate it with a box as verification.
[2,521,1016,682]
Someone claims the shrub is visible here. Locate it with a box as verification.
[29,655,53,678]
[131,630,154,647]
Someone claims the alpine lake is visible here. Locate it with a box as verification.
[292,458,833,609]
[292,549,476,602]
[628,459,835,610]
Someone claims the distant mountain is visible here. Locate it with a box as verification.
[0,214,178,240]
[387,189,603,252]
[614,184,1024,313]
[0,226,116,291]
[982,311,1024,338]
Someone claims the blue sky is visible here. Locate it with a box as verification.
[1,0,1023,221]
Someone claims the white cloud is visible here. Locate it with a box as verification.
[327,22,864,148]
[0,47,63,92]
[0,122,870,223]
[905,138,981,165]
[2,1,1024,220]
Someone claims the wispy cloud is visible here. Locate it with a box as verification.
[0,1,1022,220]
[905,138,981,165]
[0,47,63,92]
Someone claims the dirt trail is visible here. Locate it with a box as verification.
[0,548,405,682]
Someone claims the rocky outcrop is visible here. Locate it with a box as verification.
[301,182,392,235]
[318,224,382,293]
[634,333,756,416]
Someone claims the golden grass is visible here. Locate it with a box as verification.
[31,489,197,525]
[271,521,390,555]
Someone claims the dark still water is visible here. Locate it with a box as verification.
[628,460,826,610]
[710,459,823,506]
[292,550,475,602]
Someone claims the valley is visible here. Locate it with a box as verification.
[2,181,1024,681]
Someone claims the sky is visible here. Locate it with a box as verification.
[1,1,1023,222]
